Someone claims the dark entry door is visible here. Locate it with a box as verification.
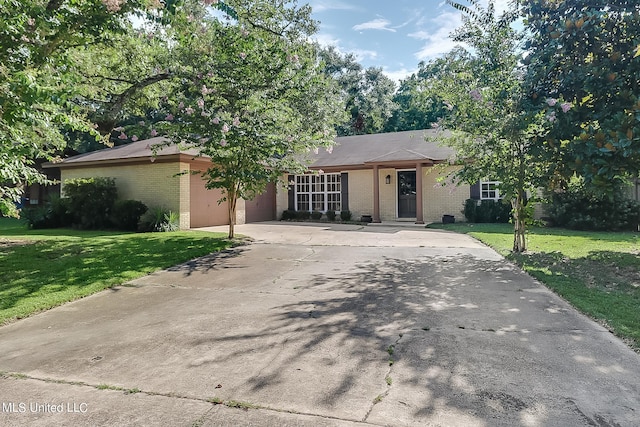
[397,170,417,218]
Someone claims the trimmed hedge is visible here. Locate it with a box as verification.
[111,200,148,231]
[64,177,118,229]
[463,199,511,223]
[281,210,352,222]
[20,195,72,229]
[546,186,640,231]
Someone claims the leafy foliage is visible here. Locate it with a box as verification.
[0,0,161,217]
[20,195,72,229]
[111,199,148,231]
[463,199,511,223]
[317,46,396,135]
[546,182,640,231]
[160,0,344,238]
[138,206,179,232]
[64,177,118,229]
[280,210,296,221]
[522,0,640,190]
[434,1,541,251]
[384,56,454,132]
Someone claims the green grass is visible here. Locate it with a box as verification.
[429,222,640,351]
[0,218,235,325]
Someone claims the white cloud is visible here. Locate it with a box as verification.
[382,67,417,85]
[409,11,464,61]
[350,49,379,61]
[313,32,341,47]
[352,18,396,33]
[310,0,358,13]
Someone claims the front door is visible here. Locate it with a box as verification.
[397,170,416,218]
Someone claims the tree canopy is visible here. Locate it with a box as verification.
[522,0,640,191]
[317,46,397,136]
[159,0,344,237]
[431,0,548,252]
[0,0,167,216]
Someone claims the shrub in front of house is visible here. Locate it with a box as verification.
[463,199,511,223]
[340,210,352,221]
[20,206,50,229]
[281,210,297,221]
[111,200,148,231]
[311,210,323,220]
[546,186,640,231]
[326,210,337,221]
[297,210,311,220]
[138,206,180,232]
[20,195,73,229]
[47,195,73,228]
[64,177,118,229]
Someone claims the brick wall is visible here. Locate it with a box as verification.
[61,162,188,228]
[422,166,469,223]
[346,169,374,219]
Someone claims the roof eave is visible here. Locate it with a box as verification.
[44,153,211,169]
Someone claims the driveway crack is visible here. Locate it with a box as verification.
[363,333,405,422]
[1,371,381,426]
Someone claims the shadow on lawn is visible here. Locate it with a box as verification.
[431,222,640,243]
[194,252,633,426]
[511,249,640,350]
[0,233,235,316]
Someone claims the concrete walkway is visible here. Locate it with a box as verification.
[1,222,638,426]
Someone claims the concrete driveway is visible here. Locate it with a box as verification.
[1,222,639,426]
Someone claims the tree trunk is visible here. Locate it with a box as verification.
[227,189,237,239]
[512,191,527,253]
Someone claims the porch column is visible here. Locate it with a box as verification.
[415,163,424,224]
[372,164,381,223]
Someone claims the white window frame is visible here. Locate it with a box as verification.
[480,180,501,200]
[295,173,341,212]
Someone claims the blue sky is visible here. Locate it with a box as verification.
[307,0,510,83]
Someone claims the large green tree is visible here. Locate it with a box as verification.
[318,46,397,136]
[162,0,344,238]
[0,0,169,216]
[435,0,545,252]
[384,52,463,132]
[522,0,640,191]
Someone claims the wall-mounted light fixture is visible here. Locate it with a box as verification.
[385,174,391,184]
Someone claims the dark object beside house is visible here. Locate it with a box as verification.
[442,214,455,224]
[360,214,373,223]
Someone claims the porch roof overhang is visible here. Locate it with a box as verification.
[306,158,446,173]
[307,129,455,172]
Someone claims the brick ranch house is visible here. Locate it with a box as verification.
[278,129,483,224]
[44,137,276,229]
[45,129,515,228]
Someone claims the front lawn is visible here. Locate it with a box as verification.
[429,222,640,351]
[0,218,235,325]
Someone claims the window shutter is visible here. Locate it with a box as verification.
[470,181,480,200]
[287,175,295,210]
[340,173,349,211]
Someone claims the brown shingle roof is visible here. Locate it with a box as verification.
[45,137,204,168]
[47,130,452,170]
[310,129,453,169]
